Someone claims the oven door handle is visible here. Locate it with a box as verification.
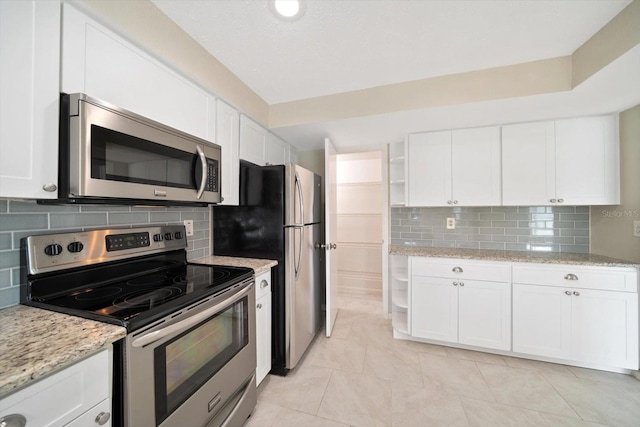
[131,282,253,348]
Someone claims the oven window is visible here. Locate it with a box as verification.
[154,297,249,425]
[91,125,198,189]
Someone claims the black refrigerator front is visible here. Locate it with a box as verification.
[213,160,322,375]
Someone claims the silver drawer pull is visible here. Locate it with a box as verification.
[257,303,263,309]
[0,414,27,427]
[573,291,580,297]
[95,412,111,425]
[459,282,464,287]
[564,274,578,281]
[565,290,572,296]
[453,282,458,286]
[452,267,463,273]
[260,280,269,289]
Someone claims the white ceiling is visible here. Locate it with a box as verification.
[151,0,639,152]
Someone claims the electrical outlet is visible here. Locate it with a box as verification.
[183,220,194,237]
[634,221,640,237]
[446,217,456,230]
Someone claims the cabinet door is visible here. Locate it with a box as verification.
[458,280,511,351]
[411,276,458,342]
[61,4,209,139]
[502,121,556,206]
[239,115,267,166]
[407,131,452,206]
[255,271,272,385]
[0,0,60,199]
[266,133,288,165]
[512,284,571,359]
[215,99,240,205]
[555,116,619,205]
[571,288,638,369]
[451,126,501,206]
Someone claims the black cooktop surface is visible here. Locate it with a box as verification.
[25,262,253,330]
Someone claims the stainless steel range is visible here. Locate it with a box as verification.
[20,225,256,427]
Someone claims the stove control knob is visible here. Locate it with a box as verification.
[67,241,84,253]
[44,243,63,256]
[164,233,173,241]
[153,234,163,242]
[174,231,183,240]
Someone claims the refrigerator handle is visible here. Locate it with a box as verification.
[295,172,305,226]
[295,226,304,279]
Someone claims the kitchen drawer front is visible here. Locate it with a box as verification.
[255,270,271,300]
[512,263,638,292]
[0,349,110,426]
[411,257,511,282]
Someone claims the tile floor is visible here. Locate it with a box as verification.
[244,294,640,427]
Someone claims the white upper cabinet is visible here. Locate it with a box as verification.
[288,145,298,165]
[555,116,619,205]
[266,133,288,166]
[61,3,209,140]
[239,115,268,166]
[502,115,619,206]
[239,115,291,166]
[0,0,60,199]
[408,126,501,207]
[215,99,240,205]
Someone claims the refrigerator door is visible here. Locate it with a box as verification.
[285,223,322,369]
[285,165,321,226]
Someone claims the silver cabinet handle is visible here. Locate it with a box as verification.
[0,414,27,427]
[195,145,207,200]
[452,267,463,273]
[330,243,337,250]
[565,290,572,296]
[453,282,458,286]
[459,282,465,287]
[550,199,556,203]
[453,200,458,204]
[573,291,580,296]
[42,183,57,192]
[558,198,564,203]
[95,412,111,426]
[447,200,452,205]
[257,303,263,309]
[564,274,578,281]
[260,279,269,288]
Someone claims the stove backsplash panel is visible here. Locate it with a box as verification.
[0,199,210,308]
[391,206,590,253]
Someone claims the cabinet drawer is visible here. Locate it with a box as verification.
[255,271,271,300]
[411,257,511,282]
[512,264,638,292]
[0,349,110,426]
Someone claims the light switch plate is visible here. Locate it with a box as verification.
[446,218,456,230]
[634,221,640,237]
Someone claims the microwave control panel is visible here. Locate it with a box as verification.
[207,159,219,192]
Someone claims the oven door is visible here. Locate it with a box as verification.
[66,93,221,204]
[124,281,256,427]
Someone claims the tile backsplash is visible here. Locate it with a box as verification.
[391,206,589,253]
[0,199,210,308]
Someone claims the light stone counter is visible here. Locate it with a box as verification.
[390,245,640,269]
[0,305,126,397]
[193,255,277,276]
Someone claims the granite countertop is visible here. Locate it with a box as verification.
[0,305,126,397]
[389,245,640,269]
[193,255,278,276]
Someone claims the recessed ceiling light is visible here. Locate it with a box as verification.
[269,0,306,21]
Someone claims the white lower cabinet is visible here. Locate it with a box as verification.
[513,265,639,369]
[401,256,639,372]
[255,270,272,386]
[0,349,112,427]
[410,258,511,351]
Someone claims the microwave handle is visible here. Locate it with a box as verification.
[131,282,253,348]
[195,145,207,200]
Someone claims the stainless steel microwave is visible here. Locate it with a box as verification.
[57,93,221,206]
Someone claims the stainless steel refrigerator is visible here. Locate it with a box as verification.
[212,161,322,375]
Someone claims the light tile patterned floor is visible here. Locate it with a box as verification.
[244,294,640,427]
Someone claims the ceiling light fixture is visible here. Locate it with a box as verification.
[269,0,306,21]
